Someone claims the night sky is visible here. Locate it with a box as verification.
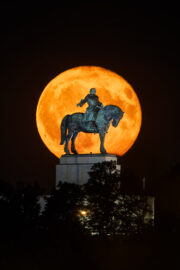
[1,4,179,191]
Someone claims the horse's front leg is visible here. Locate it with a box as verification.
[64,130,73,155]
[99,131,107,154]
[71,131,79,154]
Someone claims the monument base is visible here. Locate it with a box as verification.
[56,154,121,186]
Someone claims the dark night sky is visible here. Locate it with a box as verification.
[1,4,179,190]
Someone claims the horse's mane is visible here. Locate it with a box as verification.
[104,104,118,109]
[104,104,121,112]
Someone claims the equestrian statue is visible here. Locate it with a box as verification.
[60,88,124,155]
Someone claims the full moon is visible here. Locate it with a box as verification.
[36,66,142,158]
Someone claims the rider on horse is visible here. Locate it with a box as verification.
[77,88,103,131]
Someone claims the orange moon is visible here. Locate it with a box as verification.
[36,66,142,158]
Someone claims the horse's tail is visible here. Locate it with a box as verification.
[60,115,70,145]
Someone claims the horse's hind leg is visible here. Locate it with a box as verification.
[71,131,79,154]
[64,130,73,155]
[99,131,107,154]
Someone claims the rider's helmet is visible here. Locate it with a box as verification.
[90,88,96,95]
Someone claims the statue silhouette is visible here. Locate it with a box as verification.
[60,89,124,155]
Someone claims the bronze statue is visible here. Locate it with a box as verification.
[60,88,124,155]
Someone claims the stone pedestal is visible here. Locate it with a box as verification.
[56,154,121,186]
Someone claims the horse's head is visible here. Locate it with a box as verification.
[101,105,124,128]
[112,109,124,127]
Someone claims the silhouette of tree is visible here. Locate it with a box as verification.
[0,180,43,242]
[0,161,152,244]
[79,161,149,237]
[42,182,84,235]
[15,182,43,226]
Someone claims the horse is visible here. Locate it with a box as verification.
[60,105,124,155]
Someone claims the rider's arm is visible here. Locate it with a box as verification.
[77,95,88,107]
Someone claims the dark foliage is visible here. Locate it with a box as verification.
[41,182,85,235]
[0,163,155,269]
[0,162,153,240]
[0,180,43,240]
[79,161,151,237]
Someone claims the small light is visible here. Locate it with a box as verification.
[80,210,87,216]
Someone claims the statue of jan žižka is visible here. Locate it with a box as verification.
[60,88,124,155]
